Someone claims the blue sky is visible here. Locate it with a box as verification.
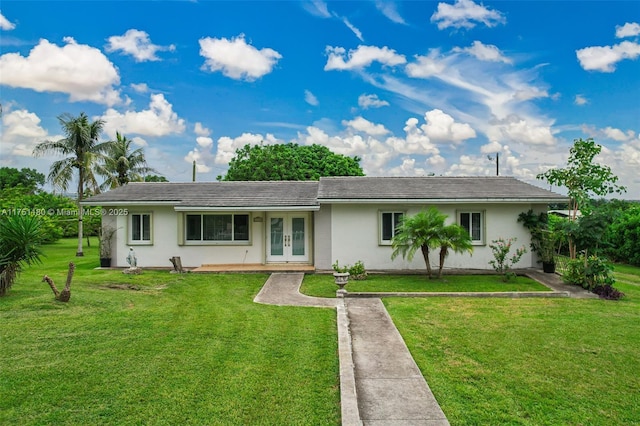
[1,1,639,196]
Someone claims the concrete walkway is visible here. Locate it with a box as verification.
[253,271,594,425]
[255,273,449,425]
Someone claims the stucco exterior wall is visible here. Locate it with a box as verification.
[109,206,267,268]
[326,203,537,271]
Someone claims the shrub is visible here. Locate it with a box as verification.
[562,255,623,298]
[593,284,625,300]
[348,260,367,280]
[488,238,527,282]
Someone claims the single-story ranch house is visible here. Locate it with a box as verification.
[83,176,566,271]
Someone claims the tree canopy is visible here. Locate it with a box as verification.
[97,131,157,190]
[0,167,45,193]
[217,143,364,181]
[536,138,626,259]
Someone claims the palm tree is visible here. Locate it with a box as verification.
[33,112,109,256]
[435,224,474,278]
[97,132,157,190]
[391,207,447,278]
[0,215,46,296]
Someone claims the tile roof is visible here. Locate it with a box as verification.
[83,176,565,207]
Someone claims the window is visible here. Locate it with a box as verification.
[459,211,484,244]
[380,211,404,245]
[130,213,152,244]
[186,213,250,243]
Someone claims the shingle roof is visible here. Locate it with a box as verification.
[83,176,565,207]
[83,181,320,208]
[317,176,566,202]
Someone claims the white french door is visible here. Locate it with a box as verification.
[266,213,309,262]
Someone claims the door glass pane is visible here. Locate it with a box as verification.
[270,218,283,256]
[291,217,305,256]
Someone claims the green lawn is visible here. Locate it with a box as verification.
[0,239,340,425]
[302,273,550,298]
[386,264,640,425]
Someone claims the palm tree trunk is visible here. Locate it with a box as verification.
[76,169,84,257]
[438,248,447,278]
[421,245,432,279]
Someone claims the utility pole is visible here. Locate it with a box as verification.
[487,153,499,176]
[192,161,196,182]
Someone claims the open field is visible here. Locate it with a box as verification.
[386,264,640,425]
[0,239,340,425]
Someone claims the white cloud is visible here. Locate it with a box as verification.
[214,132,280,165]
[616,22,640,38]
[130,83,149,93]
[389,117,440,155]
[604,126,636,142]
[576,40,640,72]
[196,136,213,148]
[341,17,364,41]
[0,38,121,105]
[106,29,175,62]
[100,94,186,138]
[431,0,506,30]
[574,94,588,106]
[0,12,16,30]
[199,34,282,81]
[184,148,212,173]
[304,89,319,106]
[325,45,406,70]
[454,40,511,64]
[386,158,431,176]
[422,109,476,143]
[342,116,390,136]
[405,49,447,78]
[131,136,148,147]
[194,122,211,137]
[375,1,406,25]
[302,0,331,18]
[488,114,555,146]
[0,108,51,156]
[358,93,389,109]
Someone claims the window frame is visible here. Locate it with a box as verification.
[379,210,405,246]
[128,212,153,245]
[457,210,485,245]
[184,212,251,245]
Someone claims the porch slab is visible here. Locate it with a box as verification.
[191,263,315,273]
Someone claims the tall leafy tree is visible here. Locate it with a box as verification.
[436,224,473,278]
[391,208,447,279]
[33,112,109,256]
[218,143,364,181]
[0,167,45,193]
[537,138,626,258]
[97,131,157,190]
[0,215,46,296]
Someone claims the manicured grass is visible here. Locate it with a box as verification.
[0,239,340,425]
[385,266,640,425]
[301,273,550,298]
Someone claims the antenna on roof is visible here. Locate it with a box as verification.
[192,161,196,182]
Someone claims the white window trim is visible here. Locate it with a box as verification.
[128,212,153,245]
[457,210,485,246]
[184,212,252,245]
[379,210,405,246]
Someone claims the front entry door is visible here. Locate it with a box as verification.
[267,213,309,262]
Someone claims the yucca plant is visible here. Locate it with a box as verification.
[0,215,46,296]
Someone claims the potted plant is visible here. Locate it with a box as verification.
[99,226,117,268]
[332,260,350,289]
